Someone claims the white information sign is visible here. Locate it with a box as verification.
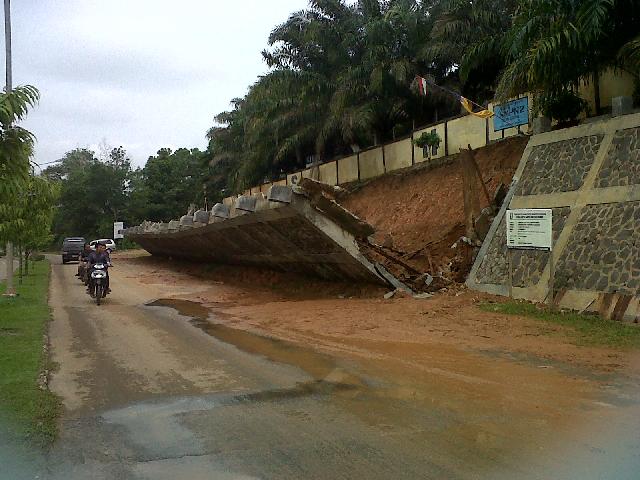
[113,221,124,240]
[506,209,552,250]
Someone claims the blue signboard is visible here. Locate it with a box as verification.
[493,97,529,131]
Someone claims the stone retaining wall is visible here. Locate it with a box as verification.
[467,113,640,322]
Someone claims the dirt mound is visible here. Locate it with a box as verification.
[341,136,529,281]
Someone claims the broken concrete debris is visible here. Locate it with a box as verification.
[126,182,456,294]
[127,184,404,287]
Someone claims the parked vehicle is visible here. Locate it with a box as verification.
[88,263,109,305]
[61,237,86,264]
[89,238,116,252]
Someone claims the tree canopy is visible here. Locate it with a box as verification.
[43,0,640,237]
[206,0,639,195]
[44,146,211,242]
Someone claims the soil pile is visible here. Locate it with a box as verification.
[341,136,529,285]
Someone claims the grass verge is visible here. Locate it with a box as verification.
[0,259,60,446]
[480,300,640,349]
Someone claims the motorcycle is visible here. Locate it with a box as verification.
[88,263,109,305]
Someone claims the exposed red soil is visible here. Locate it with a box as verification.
[341,136,529,278]
[117,250,635,376]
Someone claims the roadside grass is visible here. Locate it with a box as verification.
[480,300,640,349]
[0,259,60,447]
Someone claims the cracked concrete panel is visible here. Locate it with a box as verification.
[556,202,640,295]
[596,127,640,187]
[516,135,604,196]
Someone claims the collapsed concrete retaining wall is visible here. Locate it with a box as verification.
[125,184,389,285]
[467,113,640,321]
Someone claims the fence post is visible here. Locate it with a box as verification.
[357,152,361,181]
[444,120,449,157]
[485,118,489,145]
[411,129,415,166]
[381,144,386,173]
[336,158,339,185]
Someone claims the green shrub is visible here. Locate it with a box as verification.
[413,131,441,149]
[537,89,588,124]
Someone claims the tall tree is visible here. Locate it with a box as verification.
[0,85,40,241]
[494,0,640,106]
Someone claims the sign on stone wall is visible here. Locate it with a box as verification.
[494,97,529,131]
[506,209,552,250]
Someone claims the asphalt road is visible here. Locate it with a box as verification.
[46,257,465,480]
[9,256,637,479]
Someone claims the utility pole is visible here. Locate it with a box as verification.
[3,0,16,297]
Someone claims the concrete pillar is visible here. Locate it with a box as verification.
[533,116,551,134]
[193,210,210,224]
[612,96,633,117]
[179,215,194,227]
[267,185,293,204]
[235,195,257,213]
[211,203,230,221]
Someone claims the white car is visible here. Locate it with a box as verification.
[89,238,117,252]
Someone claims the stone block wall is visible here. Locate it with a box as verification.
[468,113,640,321]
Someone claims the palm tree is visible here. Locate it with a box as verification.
[494,0,640,111]
[0,85,40,238]
[427,0,517,102]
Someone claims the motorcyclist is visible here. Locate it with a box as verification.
[76,243,92,279]
[86,242,112,294]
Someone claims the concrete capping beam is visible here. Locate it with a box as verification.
[193,209,210,224]
[179,215,194,226]
[211,203,230,220]
[268,185,293,204]
[235,195,257,212]
[612,96,633,117]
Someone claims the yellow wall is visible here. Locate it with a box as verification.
[413,122,447,163]
[598,69,635,107]
[384,137,412,172]
[272,179,287,187]
[580,69,635,114]
[222,196,234,206]
[358,147,385,180]
[337,154,359,183]
[447,115,486,154]
[237,71,635,194]
[319,161,338,185]
[259,182,272,193]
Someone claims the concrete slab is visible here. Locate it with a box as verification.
[127,190,386,285]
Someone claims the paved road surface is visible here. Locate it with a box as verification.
[13,256,638,479]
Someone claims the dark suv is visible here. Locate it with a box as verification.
[61,237,86,264]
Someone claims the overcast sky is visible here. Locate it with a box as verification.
[2,0,308,168]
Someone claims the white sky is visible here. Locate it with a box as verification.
[3,0,308,168]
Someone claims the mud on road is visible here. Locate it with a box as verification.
[42,252,640,479]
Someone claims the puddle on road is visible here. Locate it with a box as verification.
[136,299,640,479]
[146,298,366,390]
